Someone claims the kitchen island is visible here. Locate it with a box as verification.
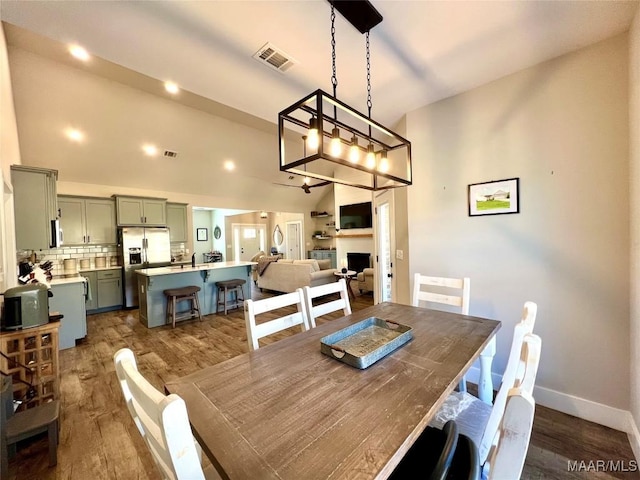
[136,261,255,328]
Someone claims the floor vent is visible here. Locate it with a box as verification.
[164,150,178,158]
[253,43,297,73]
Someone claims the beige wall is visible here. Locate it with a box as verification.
[406,35,630,426]
[629,6,640,459]
[0,24,19,292]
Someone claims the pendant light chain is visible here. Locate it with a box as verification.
[366,31,372,118]
[331,4,337,98]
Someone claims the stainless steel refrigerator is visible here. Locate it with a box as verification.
[119,227,171,308]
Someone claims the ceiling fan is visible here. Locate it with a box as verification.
[273,180,332,194]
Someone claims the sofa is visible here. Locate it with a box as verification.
[257,259,337,293]
[357,268,374,293]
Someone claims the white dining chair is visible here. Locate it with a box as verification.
[244,288,310,351]
[412,274,480,396]
[483,386,536,480]
[303,278,352,328]
[431,329,541,471]
[113,348,219,480]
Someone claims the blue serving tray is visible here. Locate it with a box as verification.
[320,317,413,369]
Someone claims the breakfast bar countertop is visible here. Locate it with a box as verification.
[136,261,256,277]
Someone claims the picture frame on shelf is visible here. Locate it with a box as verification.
[468,178,520,217]
[196,228,208,241]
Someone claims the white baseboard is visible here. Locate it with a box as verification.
[629,413,640,462]
[466,365,638,452]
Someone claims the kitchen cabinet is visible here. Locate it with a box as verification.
[58,196,116,245]
[80,268,122,313]
[166,202,188,243]
[97,269,122,309]
[49,280,87,350]
[308,250,337,268]
[115,196,166,226]
[11,165,59,250]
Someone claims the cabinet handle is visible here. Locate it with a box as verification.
[87,235,90,243]
[144,216,147,223]
[83,235,86,243]
[141,216,144,223]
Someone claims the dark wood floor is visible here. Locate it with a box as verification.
[6,286,639,479]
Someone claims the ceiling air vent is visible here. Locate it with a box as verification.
[163,150,178,158]
[253,43,297,73]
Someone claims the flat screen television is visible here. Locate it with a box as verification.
[339,201,372,229]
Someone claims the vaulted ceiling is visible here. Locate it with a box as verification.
[1,0,637,208]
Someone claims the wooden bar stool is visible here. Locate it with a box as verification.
[163,286,202,328]
[215,279,246,315]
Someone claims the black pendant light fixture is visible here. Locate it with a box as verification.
[278,0,412,191]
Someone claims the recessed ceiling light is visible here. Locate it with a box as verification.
[223,160,235,171]
[69,45,90,61]
[142,144,158,156]
[65,128,84,142]
[164,81,179,95]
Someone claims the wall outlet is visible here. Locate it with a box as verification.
[396,249,404,260]
[185,248,189,254]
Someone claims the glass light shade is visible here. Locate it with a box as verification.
[349,136,360,163]
[366,144,376,169]
[379,150,389,173]
[307,117,319,150]
[330,128,342,157]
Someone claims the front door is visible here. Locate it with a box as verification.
[233,224,265,261]
[374,190,395,303]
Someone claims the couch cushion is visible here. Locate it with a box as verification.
[316,259,331,270]
[293,259,320,272]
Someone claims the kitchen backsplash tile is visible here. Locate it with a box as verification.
[17,245,120,277]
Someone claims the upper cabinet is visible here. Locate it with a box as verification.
[11,165,59,250]
[58,196,116,245]
[166,202,188,243]
[115,196,166,227]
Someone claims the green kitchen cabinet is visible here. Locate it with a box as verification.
[58,196,116,245]
[166,202,188,243]
[81,268,122,313]
[49,280,87,350]
[11,165,59,250]
[97,269,122,309]
[115,196,166,226]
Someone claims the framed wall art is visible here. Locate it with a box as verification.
[468,178,520,216]
[196,228,208,241]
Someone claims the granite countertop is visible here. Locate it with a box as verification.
[136,261,256,277]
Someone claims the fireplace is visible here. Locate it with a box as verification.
[347,252,371,274]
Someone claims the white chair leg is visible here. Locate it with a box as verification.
[478,337,496,404]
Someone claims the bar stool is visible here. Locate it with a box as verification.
[215,279,246,315]
[163,286,202,328]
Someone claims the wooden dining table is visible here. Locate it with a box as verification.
[165,302,500,480]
